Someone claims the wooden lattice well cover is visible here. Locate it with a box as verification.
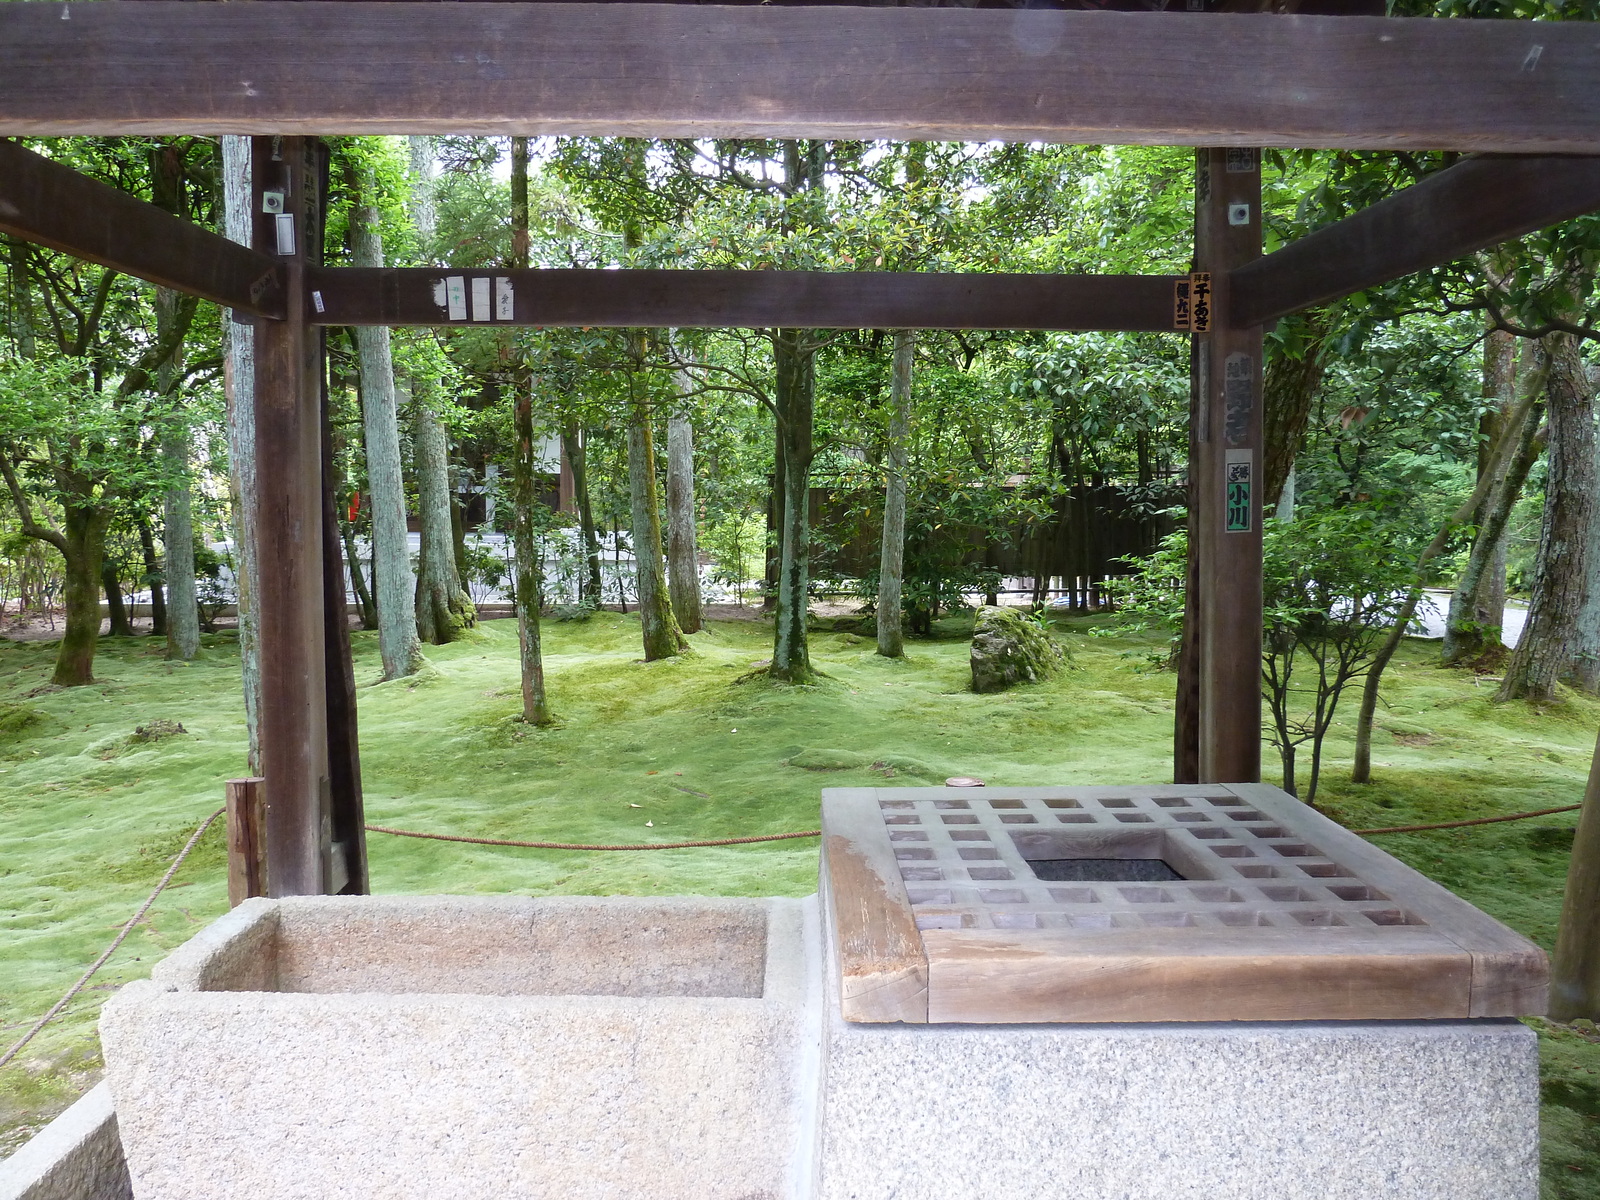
[821,784,1548,1024]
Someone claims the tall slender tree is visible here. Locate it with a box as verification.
[666,386,703,634]
[150,141,200,661]
[509,135,553,723]
[626,330,687,660]
[221,135,262,771]
[408,134,475,644]
[347,155,423,678]
[876,329,915,658]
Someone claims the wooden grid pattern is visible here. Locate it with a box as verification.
[883,788,1423,933]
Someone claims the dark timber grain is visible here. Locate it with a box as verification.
[1232,156,1600,327]
[0,5,1595,151]
[0,140,284,318]
[306,268,1181,331]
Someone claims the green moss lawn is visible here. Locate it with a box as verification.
[3,611,1599,1195]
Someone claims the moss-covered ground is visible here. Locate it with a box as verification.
[3,611,1599,1194]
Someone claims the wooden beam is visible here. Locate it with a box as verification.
[0,139,284,319]
[1191,147,1264,785]
[306,268,1181,331]
[225,777,266,908]
[1232,155,1600,328]
[251,135,332,898]
[1,5,1596,152]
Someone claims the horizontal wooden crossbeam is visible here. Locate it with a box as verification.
[306,267,1183,331]
[0,5,1595,152]
[0,140,284,319]
[1230,155,1600,328]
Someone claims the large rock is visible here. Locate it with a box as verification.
[969,605,1065,693]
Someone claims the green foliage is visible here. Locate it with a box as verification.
[1260,510,1418,804]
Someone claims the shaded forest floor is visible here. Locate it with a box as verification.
[2,611,1599,1195]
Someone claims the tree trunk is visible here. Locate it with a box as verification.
[666,399,703,634]
[1443,329,1519,666]
[561,422,603,608]
[509,133,552,722]
[103,559,133,637]
[513,368,554,724]
[764,415,785,613]
[159,286,200,661]
[137,517,166,637]
[407,134,474,646]
[221,134,262,774]
[348,168,422,678]
[770,327,816,683]
[877,329,914,658]
[343,519,377,630]
[1261,310,1330,510]
[1497,332,1597,703]
[1551,726,1600,1020]
[57,506,110,685]
[146,142,200,660]
[413,404,474,643]
[627,335,686,661]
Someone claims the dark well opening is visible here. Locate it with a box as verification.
[1008,828,1212,883]
[1028,858,1184,882]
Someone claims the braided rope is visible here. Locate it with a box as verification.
[1353,803,1582,836]
[364,823,821,851]
[0,807,224,1070]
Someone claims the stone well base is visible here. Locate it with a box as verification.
[818,898,1539,1200]
[61,892,1541,1200]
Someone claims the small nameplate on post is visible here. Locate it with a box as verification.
[446,276,467,321]
[471,276,491,322]
[1173,278,1191,330]
[1226,148,1258,174]
[1225,449,1253,533]
[496,277,515,321]
[1189,273,1211,333]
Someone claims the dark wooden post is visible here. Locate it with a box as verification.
[225,776,266,906]
[251,136,333,896]
[1186,147,1264,784]
[320,317,370,895]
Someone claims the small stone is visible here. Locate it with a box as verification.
[969,606,1066,694]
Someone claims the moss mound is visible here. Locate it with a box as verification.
[970,606,1067,693]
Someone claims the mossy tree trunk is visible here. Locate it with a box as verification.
[413,403,475,644]
[626,332,687,661]
[1497,332,1596,703]
[55,505,111,685]
[876,329,914,659]
[770,327,816,683]
[666,399,703,634]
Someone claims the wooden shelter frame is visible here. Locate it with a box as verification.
[2,2,1598,896]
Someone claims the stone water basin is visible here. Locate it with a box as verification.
[99,895,819,1200]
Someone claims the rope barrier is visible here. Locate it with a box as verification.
[1352,804,1582,836]
[364,823,822,851]
[4,798,1584,1073]
[0,806,224,1071]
